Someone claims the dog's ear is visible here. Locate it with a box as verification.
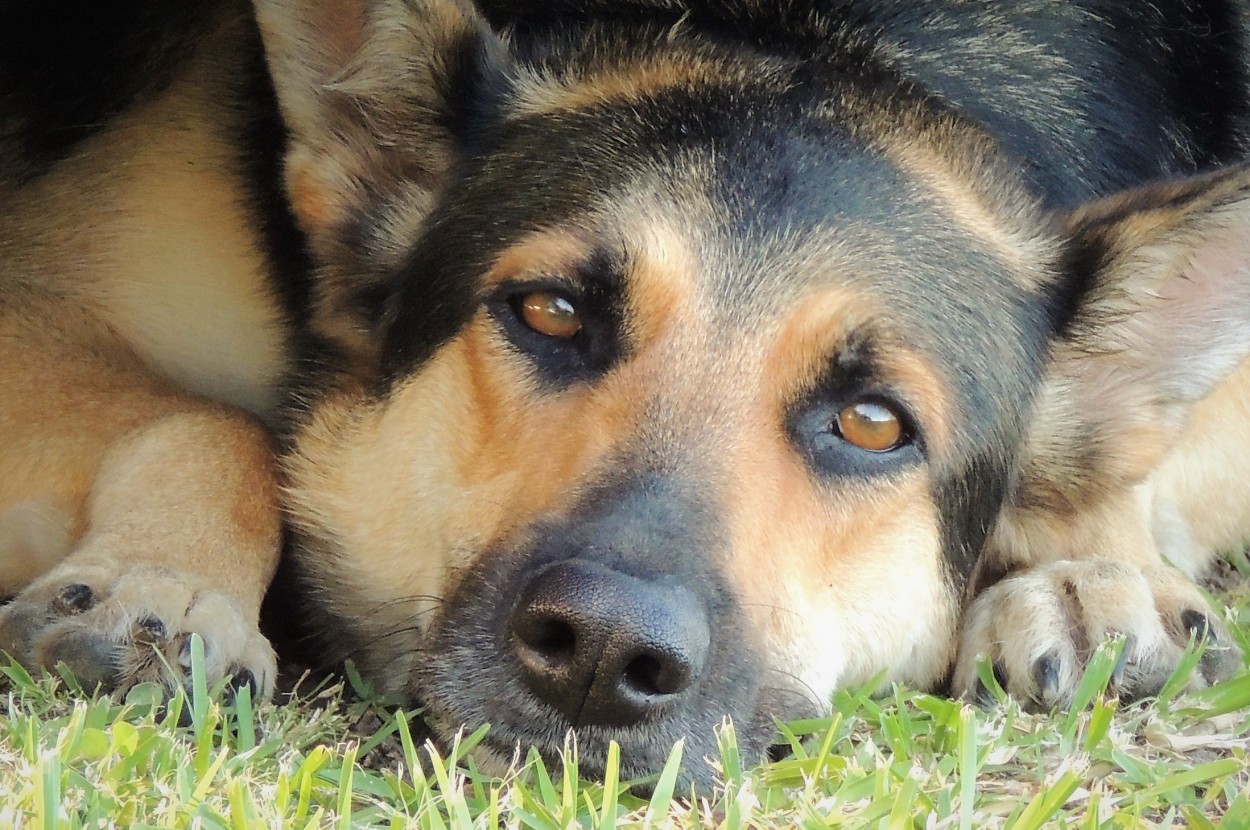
[253,0,509,362]
[1009,164,1250,524]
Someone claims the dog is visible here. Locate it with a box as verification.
[2,0,1249,788]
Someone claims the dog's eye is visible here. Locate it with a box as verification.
[834,400,909,452]
[515,291,582,339]
[489,275,622,386]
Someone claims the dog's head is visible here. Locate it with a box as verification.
[256,0,1250,785]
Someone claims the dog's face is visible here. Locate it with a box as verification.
[258,0,1250,784]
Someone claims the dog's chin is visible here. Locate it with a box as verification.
[408,656,817,793]
[416,703,785,793]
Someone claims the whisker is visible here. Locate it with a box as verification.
[762,666,826,714]
[312,623,432,674]
[737,601,807,623]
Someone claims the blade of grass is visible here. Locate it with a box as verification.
[1008,770,1080,830]
[336,744,358,830]
[1132,757,1242,800]
[958,704,978,830]
[642,739,684,830]
[597,741,621,830]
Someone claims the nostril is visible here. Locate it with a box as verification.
[508,560,712,727]
[623,654,664,696]
[516,616,578,669]
[623,652,690,698]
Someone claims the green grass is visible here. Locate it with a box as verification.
[1,580,1247,829]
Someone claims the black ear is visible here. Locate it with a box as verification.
[253,0,510,360]
[1012,164,1250,520]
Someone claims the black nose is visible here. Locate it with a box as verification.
[509,560,711,728]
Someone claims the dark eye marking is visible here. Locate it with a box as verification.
[487,258,624,386]
[789,389,922,479]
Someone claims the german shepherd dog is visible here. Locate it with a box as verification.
[2,0,1249,787]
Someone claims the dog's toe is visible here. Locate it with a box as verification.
[0,561,275,698]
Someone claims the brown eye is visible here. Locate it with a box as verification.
[517,291,582,339]
[835,401,907,452]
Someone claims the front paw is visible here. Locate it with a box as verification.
[0,560,275,698]
[953,560,1241,708]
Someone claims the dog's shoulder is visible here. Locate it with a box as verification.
[0,0,248,185]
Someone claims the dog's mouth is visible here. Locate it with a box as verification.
[403,589,794,790]
[408,575,818,792]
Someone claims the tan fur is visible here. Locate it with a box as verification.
[0,299,281,690]
[5,0,1250,779]
[0,3,284,693]
[1146,359,1250,578]
[721,397,957,696]
[508,54,727,118]
[1,10,288,416]
[0,501,77,592]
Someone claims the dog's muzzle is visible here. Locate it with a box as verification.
[510,558,712,728]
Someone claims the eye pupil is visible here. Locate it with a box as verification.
[518,291,582,339]
[835,401,906,452]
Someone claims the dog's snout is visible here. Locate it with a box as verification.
[509,560,711,728]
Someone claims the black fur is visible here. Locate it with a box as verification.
[0,0,216,181]
[479,0,1250,206]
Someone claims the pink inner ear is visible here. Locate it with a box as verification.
[303,2,369,75]
[255,0,369,93]
[1110,221,1250,405]
[315,1,367,67]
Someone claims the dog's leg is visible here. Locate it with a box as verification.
[956,545,1243,708]
[954,167,1250,705]
[0,312,280,696]
[956,365,1250,705]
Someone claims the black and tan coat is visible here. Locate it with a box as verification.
[1,0,1249,787]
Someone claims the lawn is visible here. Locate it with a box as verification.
[1,566,1246,829]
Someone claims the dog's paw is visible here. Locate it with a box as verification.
[0,560,275,698]
[953,560,1241,708]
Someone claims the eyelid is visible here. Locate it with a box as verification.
[492,273,582,298]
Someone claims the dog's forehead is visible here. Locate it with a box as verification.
[512,86,1047,385]
[388,38,1056,437]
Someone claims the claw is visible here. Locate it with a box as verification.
[226,668,258,702]
[973,660,1010,707]
[992,660,1009,692]
[1110,634,1134,688]
[52,584,95,615]
[972,676,993,707]
[1181,610,1216,644]
[133,616,168,644]
[1032,652,1060,704]
[175,634,194,669]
